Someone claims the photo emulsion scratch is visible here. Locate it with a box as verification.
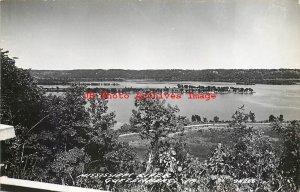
[0,0,300,191]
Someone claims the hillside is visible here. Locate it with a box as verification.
[118,123,281,162]
[30,69,300,85]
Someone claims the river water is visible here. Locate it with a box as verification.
[43,81,300,128]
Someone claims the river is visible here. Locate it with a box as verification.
[43,81,300,128]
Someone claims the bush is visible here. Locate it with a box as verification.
[76,107,297,192]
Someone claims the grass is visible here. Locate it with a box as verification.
[118,123,282,162]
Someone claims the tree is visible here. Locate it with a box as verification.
[46,85,90,152]
[191,115,201,122]
[1,50,47,180]
[1,84,93,183]
[249,111,256,122]
[279,114,284,122]
[51,147,90,185]
[272,120,300,189]
[0,49,44,128]
[84,95,137,174]
[213,116,219,123]
[118,123,134,134]
[229,107,278,180]
[1,50,137,183]
[46,86,137,183]
[206,107,293,191]
[269,114,276,122]
[191,115,196,122]
[130,97,181,173]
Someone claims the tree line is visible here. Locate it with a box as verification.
[31,69,300,85]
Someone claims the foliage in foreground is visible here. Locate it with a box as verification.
[272,120,300,188]
[76,106,297,192]
[1,50,139,184]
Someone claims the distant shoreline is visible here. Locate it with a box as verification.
[30,69,300,85]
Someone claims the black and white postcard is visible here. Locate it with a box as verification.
[1,0,300,191]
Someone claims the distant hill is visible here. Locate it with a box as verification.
[30,69,300,85]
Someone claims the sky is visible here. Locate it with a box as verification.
[1,0,300,70]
